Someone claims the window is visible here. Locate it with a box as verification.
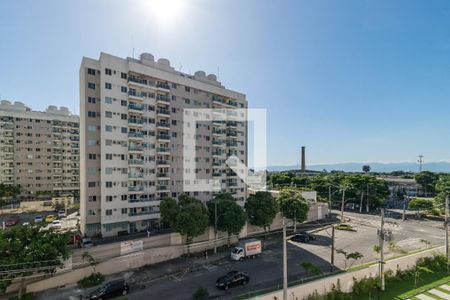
[105,68,112,75]
[171,83,177,89]
[121,100,127,106]
[184,98,190,104]
[121,208,127,214]
[106,153,112,160]
[121,114,127,120]
[105,139,112,146]
[88,125,97,132]
[105,82,112,89]
[87,139,97,146]
[105,167,113,175]
[88,82,95,90]
[171,120,177,125]
[105,97,113,104]
[88,182,96,188]
[88,111,96,118]
[88,195,97,202]
[185,86,190,92]
[121,72,127,79]
[121,86,127,93]
[121,195,127,201]
[87,97,96,104]
[105,111,112,118]
[88,153,96,160]
[88,209,96,216]
[87,68,96,75]
[105,125,112,132]
[105,209,112,216]
[106,196,113,202]
[171,95,177,101]
[106,181,112,188]
[121,127,128,133]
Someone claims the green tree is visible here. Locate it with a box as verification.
[245,191,279,231]
[415,171,439,196]
[0,225,71,297]
[160,197,179,228]
[408,198,434,216]
[207,194,246,246]
[278,190,309,232]
[362,165,371,173]
[336,249,363,269]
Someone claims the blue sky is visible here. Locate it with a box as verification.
[1,0,450,166]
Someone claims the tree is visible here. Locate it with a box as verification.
[192,287,209,300]
[160,197,179,228]
[408,198,434,216]
[82,252,98,273]
[362,165,371,173]
[0,225,71,297]
[278,190,309,232]
[336,249,363,269]
[415,171,439,196]
[207,193,246,246]
[245,192,279,231]
[300,262,323,277]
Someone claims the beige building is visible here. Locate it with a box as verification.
[0,101,79,196]
[80,52,247,237]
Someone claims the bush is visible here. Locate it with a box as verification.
[78,272,104,288]
[193,287,209,300]
[9,293,34,300]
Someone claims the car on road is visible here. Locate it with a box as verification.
[290,232,316,243]
[5,216,20,227]
[45,215,56,223]
[34,215,44,223]
[216,271,250,290]
[50,220,62,229]
[58,210,66,218]
[83,279,129,299]
[335,224,356,231]
[80,238,94,248]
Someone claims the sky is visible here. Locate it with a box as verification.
[1,0,450,166]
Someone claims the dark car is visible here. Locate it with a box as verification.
[290,232,316,243]
[5,216,20,227]
[216,271,250,290]
[86,279,129,299]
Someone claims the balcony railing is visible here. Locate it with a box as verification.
[128,186,144,192]
[128,104,144,111]
[128,132,144,138]
[157,122,170,128]
[129,210,159,217]
[128,173,144,179]
[156,109,170,115]
[156,95,170,103]
[156,186,169,191]
[128,145,143,151]
[128,118,143,125]
[128,77,148,85]
[157,134,170,140]
[128,91,146,99]
[157,83,171,90]
[157,160,170,165]
[128,159,144,165]
[157,173,169,178]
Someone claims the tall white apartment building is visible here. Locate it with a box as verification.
[0,100,79,196]
[80,52,247,237]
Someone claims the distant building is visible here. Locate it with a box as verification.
[79,52,248,237]
[0,100,80,196]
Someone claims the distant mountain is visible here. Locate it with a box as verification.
[267,162,450,173]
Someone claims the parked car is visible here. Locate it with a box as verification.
[84,279,129,299]
[34,215,44,223]
[50,220,62,229]
[290,232,316,243]
[45,215,56,223]
[80,238,93,248]
[5,216,20,227]
[58,210,66,218]
[216,271,250,290]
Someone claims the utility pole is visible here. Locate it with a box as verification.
[379,208,385,291]
[340,187,346,221]
[282,217,288,300]
[366,183,370,213]
[359,190,364,213]
[328,185,332,216]
[445,195,449,274]
[330,225,335,272]
[402,195,407,221]
[418,155,424,173]
[214,198,218,254]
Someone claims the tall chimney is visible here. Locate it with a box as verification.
[301,146,306,173]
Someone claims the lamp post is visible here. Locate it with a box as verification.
[282,217,288,300]
[213,198,226,254]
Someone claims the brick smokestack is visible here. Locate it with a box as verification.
[301,146,306,173]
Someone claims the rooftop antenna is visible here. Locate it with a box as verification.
[217,65,220,79]
[131,34,135,58]
[418,154,424,172]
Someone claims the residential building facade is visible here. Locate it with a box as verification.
[80,52,247,237]
[0,100,79,196]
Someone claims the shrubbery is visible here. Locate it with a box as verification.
[78,272,105,288]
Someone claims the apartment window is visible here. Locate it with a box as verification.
[105,125,112,132]
[106,153,112,160]
[121,195,127,201]
[88,153,96,160]
[121,127,127,133]
[105,97,113,104]
[105,209,112,216]
[105,68,112,75]
[87,97,96,104]
[171,120,177,125]
[88,182,96,188]
[88,209,96,216]
[88,82,95,90]
[121,100,127,106]
[106,196,113,202]
[185,86,190,92]
[121,86,127,93]
[121,208,127,214]
[184,98,191,104]
[105,139,112,146]
[106,181,112,188]
[88,195,97,202]
[105,111,112,118]
[171,83,177,89]
[121,72,127,79]
[105,167,113,175]
[87,111,96,118]
[105,82,112,89]
[87,167,97,174]
[87,139,97,146]
[87,68,96,75]
[171,95,177,101]
[88,125,97,132]
[121,114,127,120]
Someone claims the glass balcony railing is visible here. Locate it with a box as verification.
[157,147,170,152]
[157,160,170,165]
[128,186,144,192]
[128,91,146,98]
[128,118,143,125]
[156,109,170,115]
[128,159,144,165]
[156,186,169,191]
[128,77,148,85]
[128,104,144,111]
[157,83,171,90]
[156,95,170,102]
[156,173,169,177]
[157,122,170,128]
[128,210,159,217]
[128,132,144,138]
[128,145,143,151]
[157,134,170,140]
[128,173,144,179]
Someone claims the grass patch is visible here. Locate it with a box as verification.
[395,274,450,299]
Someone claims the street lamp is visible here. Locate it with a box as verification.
[213,197,227,254]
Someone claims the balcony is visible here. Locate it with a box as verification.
[227,121,238,127]
[157,82,171,91]
[156,186,170,191]
[128,91,146,100]
[156,95,170,103]
[128,210,159,217]
[156,108,170,117]
[226,141,238,147]
[128,186,144,192]
[128,198,156,203]
[128,159,144,166]
[157,134,170,141]
[227,131,238,137]
[128,76,148,86]
[212,151,225,156]
[128,104,144,112]
[128,173,144,179]
[128,132,144,139]
[212,129,225,135]
[128,118,143,127]
[156,147,170,154]
[156,122,170,129]
[156,160,170,166]
[156,172,170,178]
[213,173,223,177]
[212,162,222,166]
[128,145,143,152]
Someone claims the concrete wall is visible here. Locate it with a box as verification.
[252,246,445,300]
